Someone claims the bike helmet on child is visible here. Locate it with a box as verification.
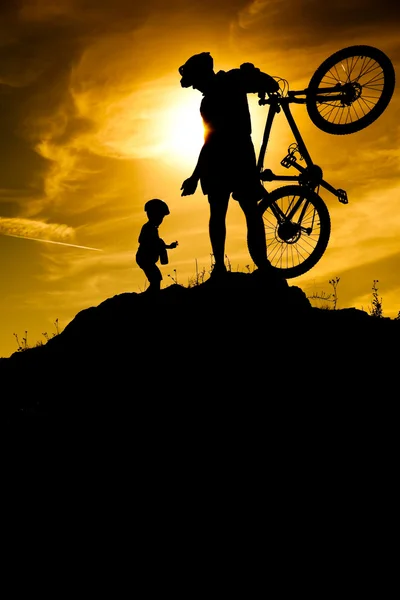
[144,198,170,216]
[179,52,213,87]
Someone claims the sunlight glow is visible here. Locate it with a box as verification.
[162,97,205,165]
[89,85,205,166]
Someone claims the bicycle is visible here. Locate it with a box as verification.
[256,45,396,278]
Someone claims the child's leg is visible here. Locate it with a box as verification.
[143,263,162,293]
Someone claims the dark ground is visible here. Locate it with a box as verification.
[2,270,398,454]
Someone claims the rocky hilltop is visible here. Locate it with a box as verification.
[2,270,399,436]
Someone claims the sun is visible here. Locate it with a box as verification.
[162,95,205,165]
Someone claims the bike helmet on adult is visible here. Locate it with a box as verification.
[179,52,213,87]
[144,198,170,216]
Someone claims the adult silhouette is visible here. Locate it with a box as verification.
[179,52,280,277]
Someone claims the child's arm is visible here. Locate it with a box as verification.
[166,241,178,249]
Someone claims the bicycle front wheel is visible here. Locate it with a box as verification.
[259,185,331,278]
[306,45,395,135]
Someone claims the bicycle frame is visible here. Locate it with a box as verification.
[252,45,394,277]
[257,90,349,205]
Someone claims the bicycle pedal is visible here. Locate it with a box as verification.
[337,188,348,204]
[281,153,297,168]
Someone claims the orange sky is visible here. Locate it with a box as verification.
[0,0,399,358]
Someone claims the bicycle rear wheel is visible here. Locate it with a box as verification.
[306,45,395,135]
[259,185,331,278]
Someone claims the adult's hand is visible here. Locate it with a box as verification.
[181,176,198,196]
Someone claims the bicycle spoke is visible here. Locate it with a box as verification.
[344,55,364,83]
[307,46,394,137]
[263,196,322,270]
[357,67,385,87]
[268,233,320,269]
[320,71,341,85]
[357,96,373,115]
[260,184,332,277]
[333,63,345,83]
[313,53,386,126]
[318,102,348,124]
[354,58,381,82]
[348,100,362,122]
[317,103,334,119]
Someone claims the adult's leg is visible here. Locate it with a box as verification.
[208,190,230,269]
[238,198,270,269]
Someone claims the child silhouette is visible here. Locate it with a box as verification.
[136,199,178,293]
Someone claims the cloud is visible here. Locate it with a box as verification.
[0,217,75,241]
[236,0,400,43]
[0,0,259,220]
[0,1,163,213]
[1,1,399,252]
[0,217,105,253]
[227,0,400,84]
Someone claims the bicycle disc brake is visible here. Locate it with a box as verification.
[277,220,302,243]
[340,81,362,106]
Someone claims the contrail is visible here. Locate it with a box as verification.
[2,233,103,251]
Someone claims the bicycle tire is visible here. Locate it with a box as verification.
[259,185,331,278]
[306,45,395,135]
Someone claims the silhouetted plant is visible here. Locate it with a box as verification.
[167,269,178,284]
[307,276,340,310]
[245,263,256,273]
[13,319,61,352]
[369,280,383,318]
[328,277,340,309]
[209,253,216,275]
[188,259,206,287]
[42,318,60,341]
[7,270,400,363]
[13,331,29,352]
